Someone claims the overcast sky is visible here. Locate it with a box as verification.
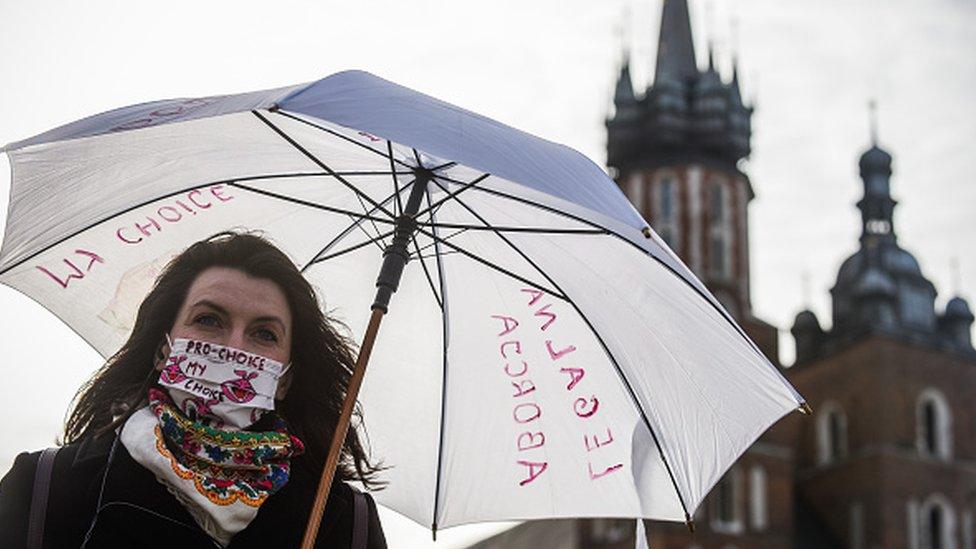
[1,0,973,546]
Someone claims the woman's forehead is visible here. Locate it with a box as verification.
[183,267,291,322]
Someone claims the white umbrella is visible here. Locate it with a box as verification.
[0,70,806,544]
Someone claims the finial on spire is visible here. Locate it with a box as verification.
[705,0,716,70]
[950,256,961,295]
[748,69,759,105]
[801,270,812,308]
[617,3,632,60]
[868,99,879,145]
[730,11,740,67]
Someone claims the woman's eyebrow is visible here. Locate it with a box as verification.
[190,299,229,316]
[254,316,287,334]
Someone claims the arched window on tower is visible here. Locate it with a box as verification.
[653,172,680,252]
[920,494,955,549]
[708,179,732,280]
[816,401,848,465]
[749,465,768,531]
[963,510,974,549]
[916,388,952,460]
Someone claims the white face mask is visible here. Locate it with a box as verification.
[157,335,291,430]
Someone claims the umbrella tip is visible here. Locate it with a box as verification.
[798,402,813,415]
[642,226,652,238]
[431,524,438,542]
[685,515,695,533]
[269,103,280,113]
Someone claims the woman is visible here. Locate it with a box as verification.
[0,232,387,548]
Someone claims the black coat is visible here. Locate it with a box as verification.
[0,434,387,548]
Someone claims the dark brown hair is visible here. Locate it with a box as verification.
[64,231,383,487]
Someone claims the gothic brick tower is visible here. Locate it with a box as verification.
[605,0,778,361]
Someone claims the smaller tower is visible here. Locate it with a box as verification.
[791,309,824,363]
[939,296,974,349]
[800,101,972,361]
[607,53,640,168]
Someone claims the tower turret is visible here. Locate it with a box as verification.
[792,309,825,363]
[811,102,964,356]
[607,55,640,168]
[939,296,974,350]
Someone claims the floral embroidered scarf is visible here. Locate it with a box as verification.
[120,387,304,546]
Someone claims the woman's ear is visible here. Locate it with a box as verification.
[154,337,171,372]
[275,368,294,400]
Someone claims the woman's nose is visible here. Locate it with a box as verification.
[225,330,248,350]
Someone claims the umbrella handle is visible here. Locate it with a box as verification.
[301,307,385,549]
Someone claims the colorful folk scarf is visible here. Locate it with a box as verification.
[120,387,304,546]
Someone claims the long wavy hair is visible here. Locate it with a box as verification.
[64,232,384,487]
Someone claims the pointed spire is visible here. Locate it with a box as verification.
[801,270,812,309]
[727,14,745,107]
[950,257,961,295]
[654,0,698,84]
[868,99,879,145]
[612,6,636,112]
[856,99,896,244]
[729,57,744,107]
[614,54,636,106]
[859,100,892,179]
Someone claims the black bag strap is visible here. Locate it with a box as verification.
[27,447,61,549]
[350,486,368,549]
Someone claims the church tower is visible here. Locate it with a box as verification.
[786,121,976,548]
[791,120,974,361]
[606,0,775,358]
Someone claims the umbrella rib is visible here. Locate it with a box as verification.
[414,173,491,220]
[425,185,450,537]
[414,226,565,301]
[347,213,389,255]
[0,171,328,277]
[352,192,390,250]
[409,232,442,309]
[387,141,404,217]
[429,161,457,171]
[413,249,461,261]
[423,177,695,522]
[251,110,396,220]
[415,221,605,235]
[328,170,416,176]
[272,109,414,171]
[228,182,394,225]
[412,228,468,256]
[302,227,397,268]
[301,179,418,273]
[455,184,790,389]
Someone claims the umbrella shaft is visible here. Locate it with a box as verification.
[303,170,432,547]
[372,170,431,312]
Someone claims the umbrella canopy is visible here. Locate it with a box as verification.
[0,70,805,532]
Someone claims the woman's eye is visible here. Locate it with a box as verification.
[254,328,279,343]
[194,314,221,327]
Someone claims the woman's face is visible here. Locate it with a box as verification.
[161,266,294,396]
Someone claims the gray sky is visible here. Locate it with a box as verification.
[1,0,973,546]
